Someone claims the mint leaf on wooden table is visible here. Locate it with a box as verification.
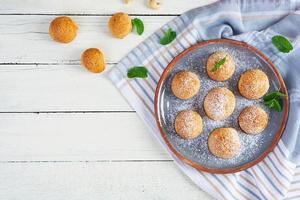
[272,35,293,53]
[263,91,287,112]
[160,28,177,45]
[132,18,144,35]
[211,57,226,72]
[127,66,148,78]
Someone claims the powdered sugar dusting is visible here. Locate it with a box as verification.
[158,42,284,169]
[180,111,195,134]
[204,88,232,119]
[211,92,227,115]
[175,110,201,138]
[172,71,199,99]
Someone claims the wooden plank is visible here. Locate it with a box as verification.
[0,64,132,112]
[0,0,216,15]
[0,162,213,200]
[0,15,173,64]
[0,112,169,161]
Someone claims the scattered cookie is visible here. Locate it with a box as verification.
[49,16,78,43]
[108,12,132,39]
[81,48,106,73]
[175,110,203,140]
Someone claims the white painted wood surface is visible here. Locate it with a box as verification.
[0,113,168,161]
[0,0,216,14]
[0,162,210,200]
[0,15,174,64]
[0,64,131,111]
[0,1,216,199]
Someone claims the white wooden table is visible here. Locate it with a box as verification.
[0,1,216,199]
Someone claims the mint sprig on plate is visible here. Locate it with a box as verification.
[211,57,226,72]
[160,28,177,45]
[272,35,293,53]
[127,66,148,78]
[263,91,287,112]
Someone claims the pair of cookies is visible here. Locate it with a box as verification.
[49,13,132,42]
[207,51,270,101]
[49,16,106,73]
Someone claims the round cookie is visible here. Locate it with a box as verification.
[81,48,106,73]
[49,16,78,43]
[108,12,132,39]
[208,128,241,159]
[238,69,269,99]
[171,71,200,100]
[206,51,236,81]
[174,110,203,140]
[239,106,268,134]
[204,87,236,120]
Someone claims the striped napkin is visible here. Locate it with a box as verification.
[108,0,300,199]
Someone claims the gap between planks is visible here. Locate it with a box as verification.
[0,13,179,16]
[0,62,116,65]
[0,111,135,114]
[0,160,173,163]
[0,15,175,64]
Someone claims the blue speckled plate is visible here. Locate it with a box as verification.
[154,39,289,174]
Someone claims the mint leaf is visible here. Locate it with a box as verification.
[211,57,226,72]
[160,28,177,45]
[272,35,293,53]
[263,90,286,112]
[265,99,282,112]
[265,99,275,107]
[132,18,144,35]
[272,99,282,112]
[265,99,276,109]
[277,98,283,109]
[127,66,148,78]
[263,91,286,102]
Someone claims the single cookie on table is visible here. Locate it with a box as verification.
[108,12,132,39]
[171,71,200,100]
[49,16,78,43]
[204,87,236,120]
[206,51,236,81]
[81,48,106,73]
[174,110,203,140]
[238,106,268,134]
[208,128,241,159]
[238,69,269,99]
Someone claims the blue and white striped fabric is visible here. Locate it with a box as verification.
[108,0,300,199]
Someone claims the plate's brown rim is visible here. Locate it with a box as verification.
[154,38,289,174]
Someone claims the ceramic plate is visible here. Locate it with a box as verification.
[154,39,289,174]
